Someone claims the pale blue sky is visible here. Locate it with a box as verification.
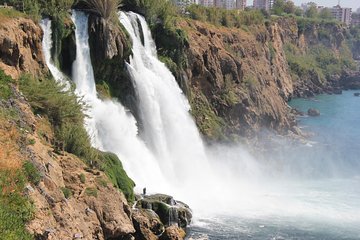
[247,0,360,11]
[293,0,359,10]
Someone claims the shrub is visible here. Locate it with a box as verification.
[0,169,34,240]
[61,187,72,199]
[19,75,97,164]
[97,152,135,202]
[79,173,86,183]
[85,187,98,197]
[23,161,41,185]
[0,69,13,100]
[186,5,264,28]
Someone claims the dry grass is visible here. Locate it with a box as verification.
[0,120,22,171]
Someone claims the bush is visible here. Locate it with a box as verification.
[85,187,98,197]
[186,5,264,28]
[19,74,97,164]
[23,161,41,185]
[0,69,13,100]
[19,75,135,203]
[79,173,86,183]
[98,152,135,202]
[0,169,34,240]
[61,187,72,199]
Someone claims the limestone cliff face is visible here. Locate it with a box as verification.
[179,19,297,139]
[175,18,352,140]
[0,16,45,79]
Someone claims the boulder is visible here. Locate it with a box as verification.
[354,92,360,97]
[308,108,320,117]
[136,194,192,228]
[160,226,186,240]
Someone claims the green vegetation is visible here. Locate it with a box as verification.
[123,0,177,27]
[189,91,225,141]
[0,169,35,240]
[96,177,107,187]
[79,0,121,21]
[19,75,135,202]
[23,161,41,185]
[85,187,98,197]
[0,6,25,18]
[285,42,356,84]
[0,69,13,100]
[98,152,135,202]
[186,5,264,28]
[219,74,239,106]
[243,73,259,89]
[61,187,72,199]
[19,74,97,163]
[79,173,86,183]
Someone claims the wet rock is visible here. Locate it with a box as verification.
[136,194,192,228]
[307,108,320,117]
[354,92,360,97]
[159,226,186,240]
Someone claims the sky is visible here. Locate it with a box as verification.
[292,0,360,10]
[246,1,360,11]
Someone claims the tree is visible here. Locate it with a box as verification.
[294,7,304,17]
[284,1,295,14]
[272,0,285,15]
[319,8,333,20]
[305,3,318,18]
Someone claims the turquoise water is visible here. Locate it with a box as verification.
[187,91,360,240]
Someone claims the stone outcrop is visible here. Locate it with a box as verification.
[178,19,297,139]
[88,15,136,110]
[0,16,45,79]
[171,18,354,140]
[133,194,192,240]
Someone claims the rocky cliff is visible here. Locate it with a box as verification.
[0,14,190,240]
[176,18,296,140]
[164,17,357,140]
[0,15,45,79]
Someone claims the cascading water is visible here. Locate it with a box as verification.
[70,10,168,191]
[40,19,70,89]
[119,12,211,186]
[40,10,360,239]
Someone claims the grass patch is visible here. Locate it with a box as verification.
[0,69,13,100]
[189,91,225,141]
[98,152,135,202]
[0,7,25,19]
[79,173,86,184]
[85,187,98,197]
[61,187,72,199]
[0,169,34,240]
[23,161,41,186]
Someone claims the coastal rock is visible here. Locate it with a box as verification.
[307,108,320,117]
[160,226,186,240]
[179,18,296,139]
[132,209,164,240]
[354,93,360,97]
[136,194,192,228]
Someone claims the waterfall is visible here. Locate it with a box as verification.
[39,19,70,89]
[119,12,211,186]
[70,10,168,192]
[40,11,360,235]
